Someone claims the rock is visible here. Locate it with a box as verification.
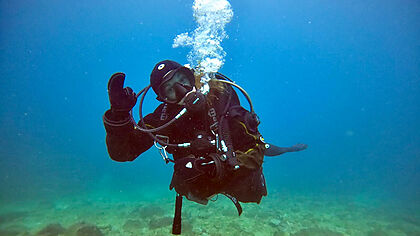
[181,221,193,235]
[0,229,21,236]
[148,217,173,230]
[0,224,30,236]
[97,224,112,235]
[292,227,343,236]
[367,229,389,236]
[406,231,420,236]
[0,211,28,224]
[36,223,66,236]
[66,222,103,236]
[130,205,165,218]
[76,224,103,236]
[240,231,255,236]
[273,230,287,236]
[269,219,281,227]
[123,219,143,232]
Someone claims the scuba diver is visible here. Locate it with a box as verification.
[103,60,307,234]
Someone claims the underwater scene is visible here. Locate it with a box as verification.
[0,0,419,235]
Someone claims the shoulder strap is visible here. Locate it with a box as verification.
[222,193,243,216]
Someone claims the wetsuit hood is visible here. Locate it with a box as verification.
[150,60,195,101]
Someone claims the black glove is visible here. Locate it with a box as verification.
[108,73,137,113]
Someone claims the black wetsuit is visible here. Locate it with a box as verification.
[103,86,267,204]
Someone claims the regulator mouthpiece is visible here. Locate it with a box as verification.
[174,82,193,101]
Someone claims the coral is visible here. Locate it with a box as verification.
[36,223,66,236]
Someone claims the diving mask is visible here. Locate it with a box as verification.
[157,70,207,112]
[157,70,194,103]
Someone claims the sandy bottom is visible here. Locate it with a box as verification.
[0,187,419,236]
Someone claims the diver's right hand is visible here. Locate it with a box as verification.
[108,72,137,113]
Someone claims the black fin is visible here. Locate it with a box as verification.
[172,194,183,235]
[264,143,289,156]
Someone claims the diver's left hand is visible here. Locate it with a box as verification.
[290,143,308,152]
[108,72,137,113]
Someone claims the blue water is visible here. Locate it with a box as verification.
[0,0,419,235]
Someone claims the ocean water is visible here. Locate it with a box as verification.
[0,0,419,235]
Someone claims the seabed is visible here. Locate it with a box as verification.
[0,186,419,236]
